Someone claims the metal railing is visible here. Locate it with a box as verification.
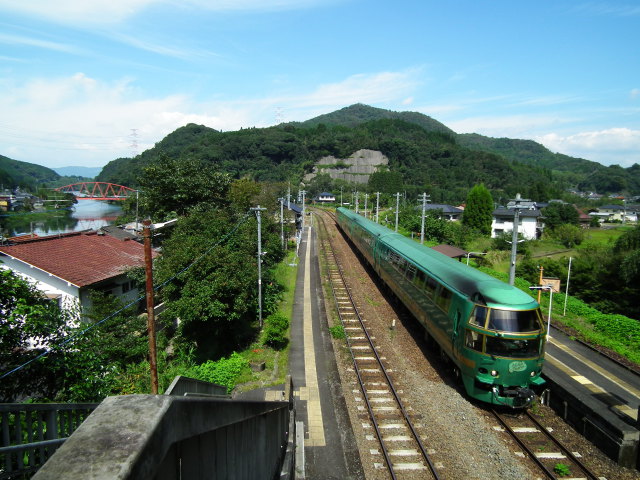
[0,403,98,480]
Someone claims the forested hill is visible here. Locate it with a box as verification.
[292,103,455,135]
[94,104,640,199]
[0,154,60,190]
[457,134,640,193]
[97,118,559,203]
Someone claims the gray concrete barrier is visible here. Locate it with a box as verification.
[33,394,292,480]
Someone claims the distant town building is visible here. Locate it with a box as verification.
[316,192,336,203]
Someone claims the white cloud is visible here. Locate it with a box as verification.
[0,0,338,25]
[631,88,640,100]
[0,32,86,54]
[0,0,156,25]
[535,128,640,167]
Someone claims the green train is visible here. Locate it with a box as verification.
[336,207,546,408]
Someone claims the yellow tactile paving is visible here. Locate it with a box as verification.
[549,337,640,399]
[302,225,326,447]
[545,355,638,420]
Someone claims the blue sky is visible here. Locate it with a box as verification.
[0,0,638,170]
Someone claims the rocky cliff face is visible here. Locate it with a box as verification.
[303,149,389,184]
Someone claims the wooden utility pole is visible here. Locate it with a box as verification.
[143,220,158,394]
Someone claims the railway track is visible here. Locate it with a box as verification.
[316,210,440,480]
[492,408,603,480]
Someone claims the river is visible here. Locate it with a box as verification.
[0,200,124,238]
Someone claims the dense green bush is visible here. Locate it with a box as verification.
[189,352,249,393]
[262,312,290,350]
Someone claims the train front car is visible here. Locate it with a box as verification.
[335,207,546,408]
[462,284,545,408]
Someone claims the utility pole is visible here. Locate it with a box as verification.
[419,192,430,244]
[340,186,343,206]
[508,193,525,286]
[563,257,572,316]
[364,193,369,219]
[355,191,359,214]
[395,192,401,232]
[300,190,306,231]
[279,198,285,250]
[251,206,267,327]
[375,192,380,223]
[135,190,140,232]
[142,220,158,394]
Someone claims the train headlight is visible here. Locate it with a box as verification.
[490,370,498,377]
[530,371,536,377]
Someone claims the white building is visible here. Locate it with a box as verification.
[0,231,153,315]
[491,208,543,240]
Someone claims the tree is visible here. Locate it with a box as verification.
[541,203,579,230]
[462,184,494,235]
[155,204,284,360]
[551,224,584,248]
[0,270,74,401]
[137,154,231,219]
[368,171,403,194]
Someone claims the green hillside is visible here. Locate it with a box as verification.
[97,116,567,203]
[293,103,455,135]
[0,154,60,190]
[457,134,640,193]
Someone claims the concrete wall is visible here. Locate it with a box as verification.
[33,395,292,480]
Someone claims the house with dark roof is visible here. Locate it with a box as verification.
[419,204,464,221]
[315,192,336,203]
[0,231,155,315]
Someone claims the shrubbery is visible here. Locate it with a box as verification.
[262,312,290,350]
[189,352,249,393]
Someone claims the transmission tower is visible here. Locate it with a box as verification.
[129,129,139,157]
[275,107,285,125]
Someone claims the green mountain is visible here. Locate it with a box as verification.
[0,154,60,190]
[292,103,455,135]
[92,103,639,199]
[456,134,640,194]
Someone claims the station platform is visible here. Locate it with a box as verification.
[284,224,363,479]
[543,326,640,468]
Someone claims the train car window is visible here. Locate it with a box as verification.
[397,256,407,272]
[485,336,541,358]
[424,276,437,298]
[487,309,541,333]
[414,270,426,289]
[389,251,401,267]
[435,287,452,312]
[469,306,488,327]
[405,263,417,281]
[465,330,483,352]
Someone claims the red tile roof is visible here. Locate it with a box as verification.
[0,231,154,287]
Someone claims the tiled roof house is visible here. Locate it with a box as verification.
[0,231,154,315]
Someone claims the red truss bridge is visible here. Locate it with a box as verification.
[54,182,136,201]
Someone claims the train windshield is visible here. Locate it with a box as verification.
[485,336,541,358]
[487,309,541,333]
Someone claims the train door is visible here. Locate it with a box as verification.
[452,310,461,358]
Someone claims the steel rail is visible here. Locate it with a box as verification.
[524,410,600,480]
[317,210,440,480]
[492,409,600,480]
